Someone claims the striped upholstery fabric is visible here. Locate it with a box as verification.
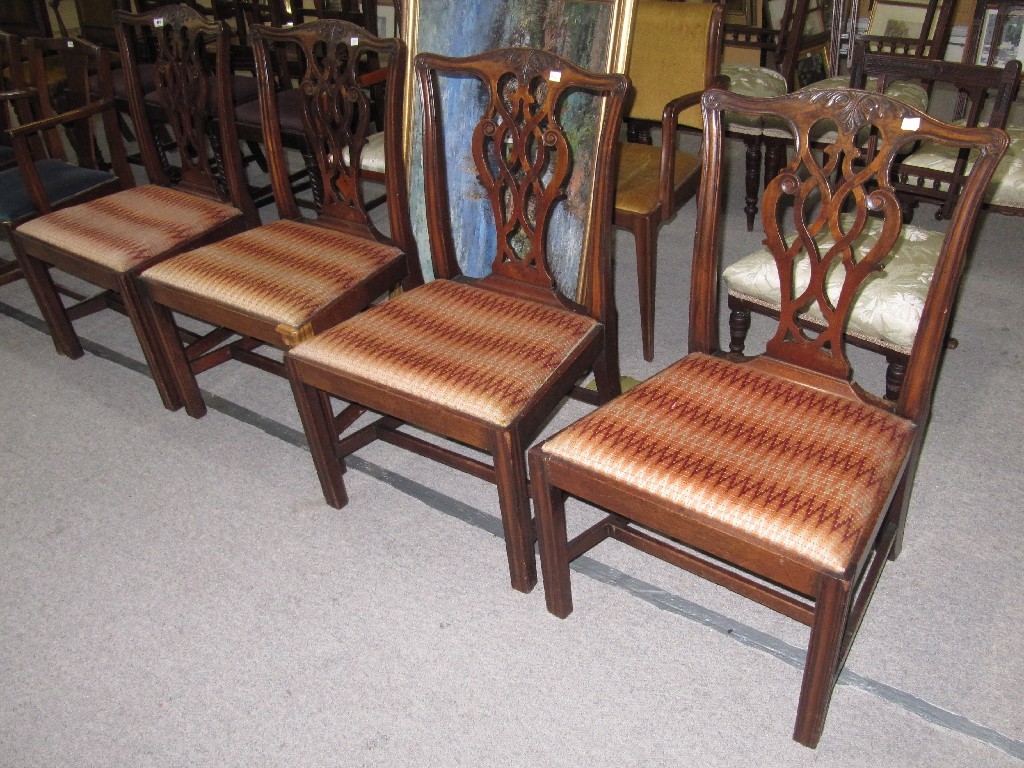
[289,279,601,428]
[540,353,915,572]
[15,185,242,273]
[142,219,404,345]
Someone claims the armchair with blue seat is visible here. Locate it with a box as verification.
[1,32,133,290]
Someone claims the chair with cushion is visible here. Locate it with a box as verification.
[725,45,1022,400]
[138,19,422,419]
[286,48,629,593]
[529,86,1007,748]
[616,0,723,362]
[720,0,833,228]
[951,0,1024,218]
[11,4,258,413]
[1,33,132,289]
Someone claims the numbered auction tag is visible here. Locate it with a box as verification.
[154,17,164,27]
[901,117,920,130]
[351,37,359,46]
[549,70,562,83]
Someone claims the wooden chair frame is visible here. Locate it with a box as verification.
[530,87,1007,747]
[287,48,629,593]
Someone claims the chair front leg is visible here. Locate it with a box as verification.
[530,448,574,619]
[491,428,537,594]
[794,575,852,748]
[146,299,208,418]
[118,274,185,413]
[287,358,349,510]
[13,242,84,360]
[743,135,762,231]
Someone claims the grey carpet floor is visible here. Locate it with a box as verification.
[1,132,1022,766]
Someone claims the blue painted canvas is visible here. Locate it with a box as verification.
[407,0,622,298]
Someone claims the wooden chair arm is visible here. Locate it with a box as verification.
[359,65,389,88]
[659,89,705,218]
[0,87,38,102]
[5,98,117,139]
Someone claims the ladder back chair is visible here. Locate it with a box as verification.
[139,19,421,419]
[529,87,1007,748]
[12,4,258,413]
[286,48,629,593]
[726,44,1022,400]
[616,0,724,362]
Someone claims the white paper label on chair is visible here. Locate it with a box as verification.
[351,37,359,46]
[549,70,562,82]
[154,17,164,27]
[901,117,920,130]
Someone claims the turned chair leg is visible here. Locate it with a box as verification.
[728,308,751,355]
[884,356,907,401]
[743,135,762,231]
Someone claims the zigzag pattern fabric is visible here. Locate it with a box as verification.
[16,185,242,273]
[289,278,599,428]
[541,353,915,572]
[142,219,403,340]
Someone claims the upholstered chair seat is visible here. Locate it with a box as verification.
[540,352,915,571]
[143,72,260,111]
[0,159,115,222]
[289,278,601,428]
[614,141,701,215]
[141,218,406,346]
[0,145,14,168]
[723,215,943,353]
[234,86,305,133]
[720,62,787,135]
[900,124,1024,210]
[15,184,244,274]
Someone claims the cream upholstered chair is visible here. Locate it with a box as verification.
[724,45,1022,401]
[945,0,1024,218]
[11,5,259,413]
[286,48,629,593]
[616,0,724,361]
[530,86,1008,749]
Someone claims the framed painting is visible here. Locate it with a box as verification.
[977,8,1024,67]
[400,0,636,289]
[795,45,829,86]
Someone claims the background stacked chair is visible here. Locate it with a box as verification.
[615,0,724,362]
[1,32,132,290]
[529,85,1008,749]
[724,44,1023,400]
[949,0,1024,218]
[11,3,259,413]
[286,47,629,593]
[137,19,422,420]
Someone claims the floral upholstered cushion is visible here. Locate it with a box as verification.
[341,131,387,175]
[539,352,915,572]
[900,125,1024,209]
[288,279,601,428]
[721,64,788,135]
[722,216,945,350]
